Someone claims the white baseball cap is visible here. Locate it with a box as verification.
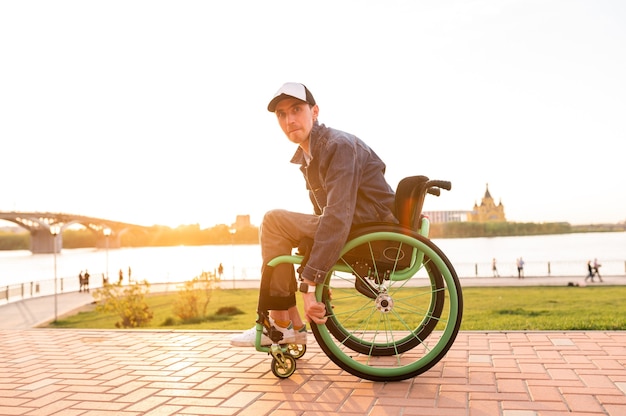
[267,82,316,112]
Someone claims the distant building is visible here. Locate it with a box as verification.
[232,215,251,230]
[422,210,469,223]
[423,183,505,223]
[467,184,506,222]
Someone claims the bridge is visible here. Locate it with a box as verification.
[0,211,149,254]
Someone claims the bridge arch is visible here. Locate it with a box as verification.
[0,212,149,253]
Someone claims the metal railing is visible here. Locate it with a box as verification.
[2,260,625,305]
[0,274,185,306]
[454,259,626,279]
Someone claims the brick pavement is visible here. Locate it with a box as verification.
[1,329,625,415]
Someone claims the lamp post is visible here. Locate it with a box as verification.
[50,225,60,322]
[103,228,111,283]
[229,228,236,289]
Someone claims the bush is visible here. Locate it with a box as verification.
[161,317,177,326]
[93,280,154,328]
[173,271,218,321]
[216,306,245,316]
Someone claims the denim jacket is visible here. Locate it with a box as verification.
[291,121,397,284]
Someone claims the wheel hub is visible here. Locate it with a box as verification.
[375,293,394,313]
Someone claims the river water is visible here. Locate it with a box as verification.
[1,232,624,298]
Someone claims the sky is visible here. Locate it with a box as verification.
[1,0,625,229]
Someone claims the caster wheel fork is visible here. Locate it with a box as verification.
[269,345,296,379]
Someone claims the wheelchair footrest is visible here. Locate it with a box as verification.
[257,311,287,343]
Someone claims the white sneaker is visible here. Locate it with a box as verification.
[230,318,296,347]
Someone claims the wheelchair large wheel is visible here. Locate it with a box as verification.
[311,230,463,382]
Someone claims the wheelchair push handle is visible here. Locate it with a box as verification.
[426,180,452,196]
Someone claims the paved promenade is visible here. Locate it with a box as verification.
[1,276,625,415]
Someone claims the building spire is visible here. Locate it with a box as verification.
[484,183,492,199]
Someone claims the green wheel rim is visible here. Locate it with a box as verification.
[313,231,462,380]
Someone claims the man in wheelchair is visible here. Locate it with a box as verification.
[231,82,397,347]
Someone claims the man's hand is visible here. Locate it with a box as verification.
[301,291,327,324]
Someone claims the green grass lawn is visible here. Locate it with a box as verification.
[48,286,626,331]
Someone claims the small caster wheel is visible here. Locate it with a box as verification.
[287,343,306,359]
[271,354,296,378]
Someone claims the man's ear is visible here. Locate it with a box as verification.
[312,104,319,121]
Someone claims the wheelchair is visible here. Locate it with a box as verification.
[254,175,463,382]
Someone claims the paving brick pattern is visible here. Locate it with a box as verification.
[1,330,625,415]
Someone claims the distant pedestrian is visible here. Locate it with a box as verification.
[119,269,124,284]
[78,271,84,292]
[585,260,594,282]
[492,258,499,277]
[218,263,224,279]
[516,257,525,279]
[83,270,90,292]
[593,258,603,282]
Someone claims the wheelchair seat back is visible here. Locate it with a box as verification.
[394,175,430,231]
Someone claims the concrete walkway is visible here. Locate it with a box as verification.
[0,282,185,330]
[0,276,625,415]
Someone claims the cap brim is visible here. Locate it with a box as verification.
[267,94,288,112]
